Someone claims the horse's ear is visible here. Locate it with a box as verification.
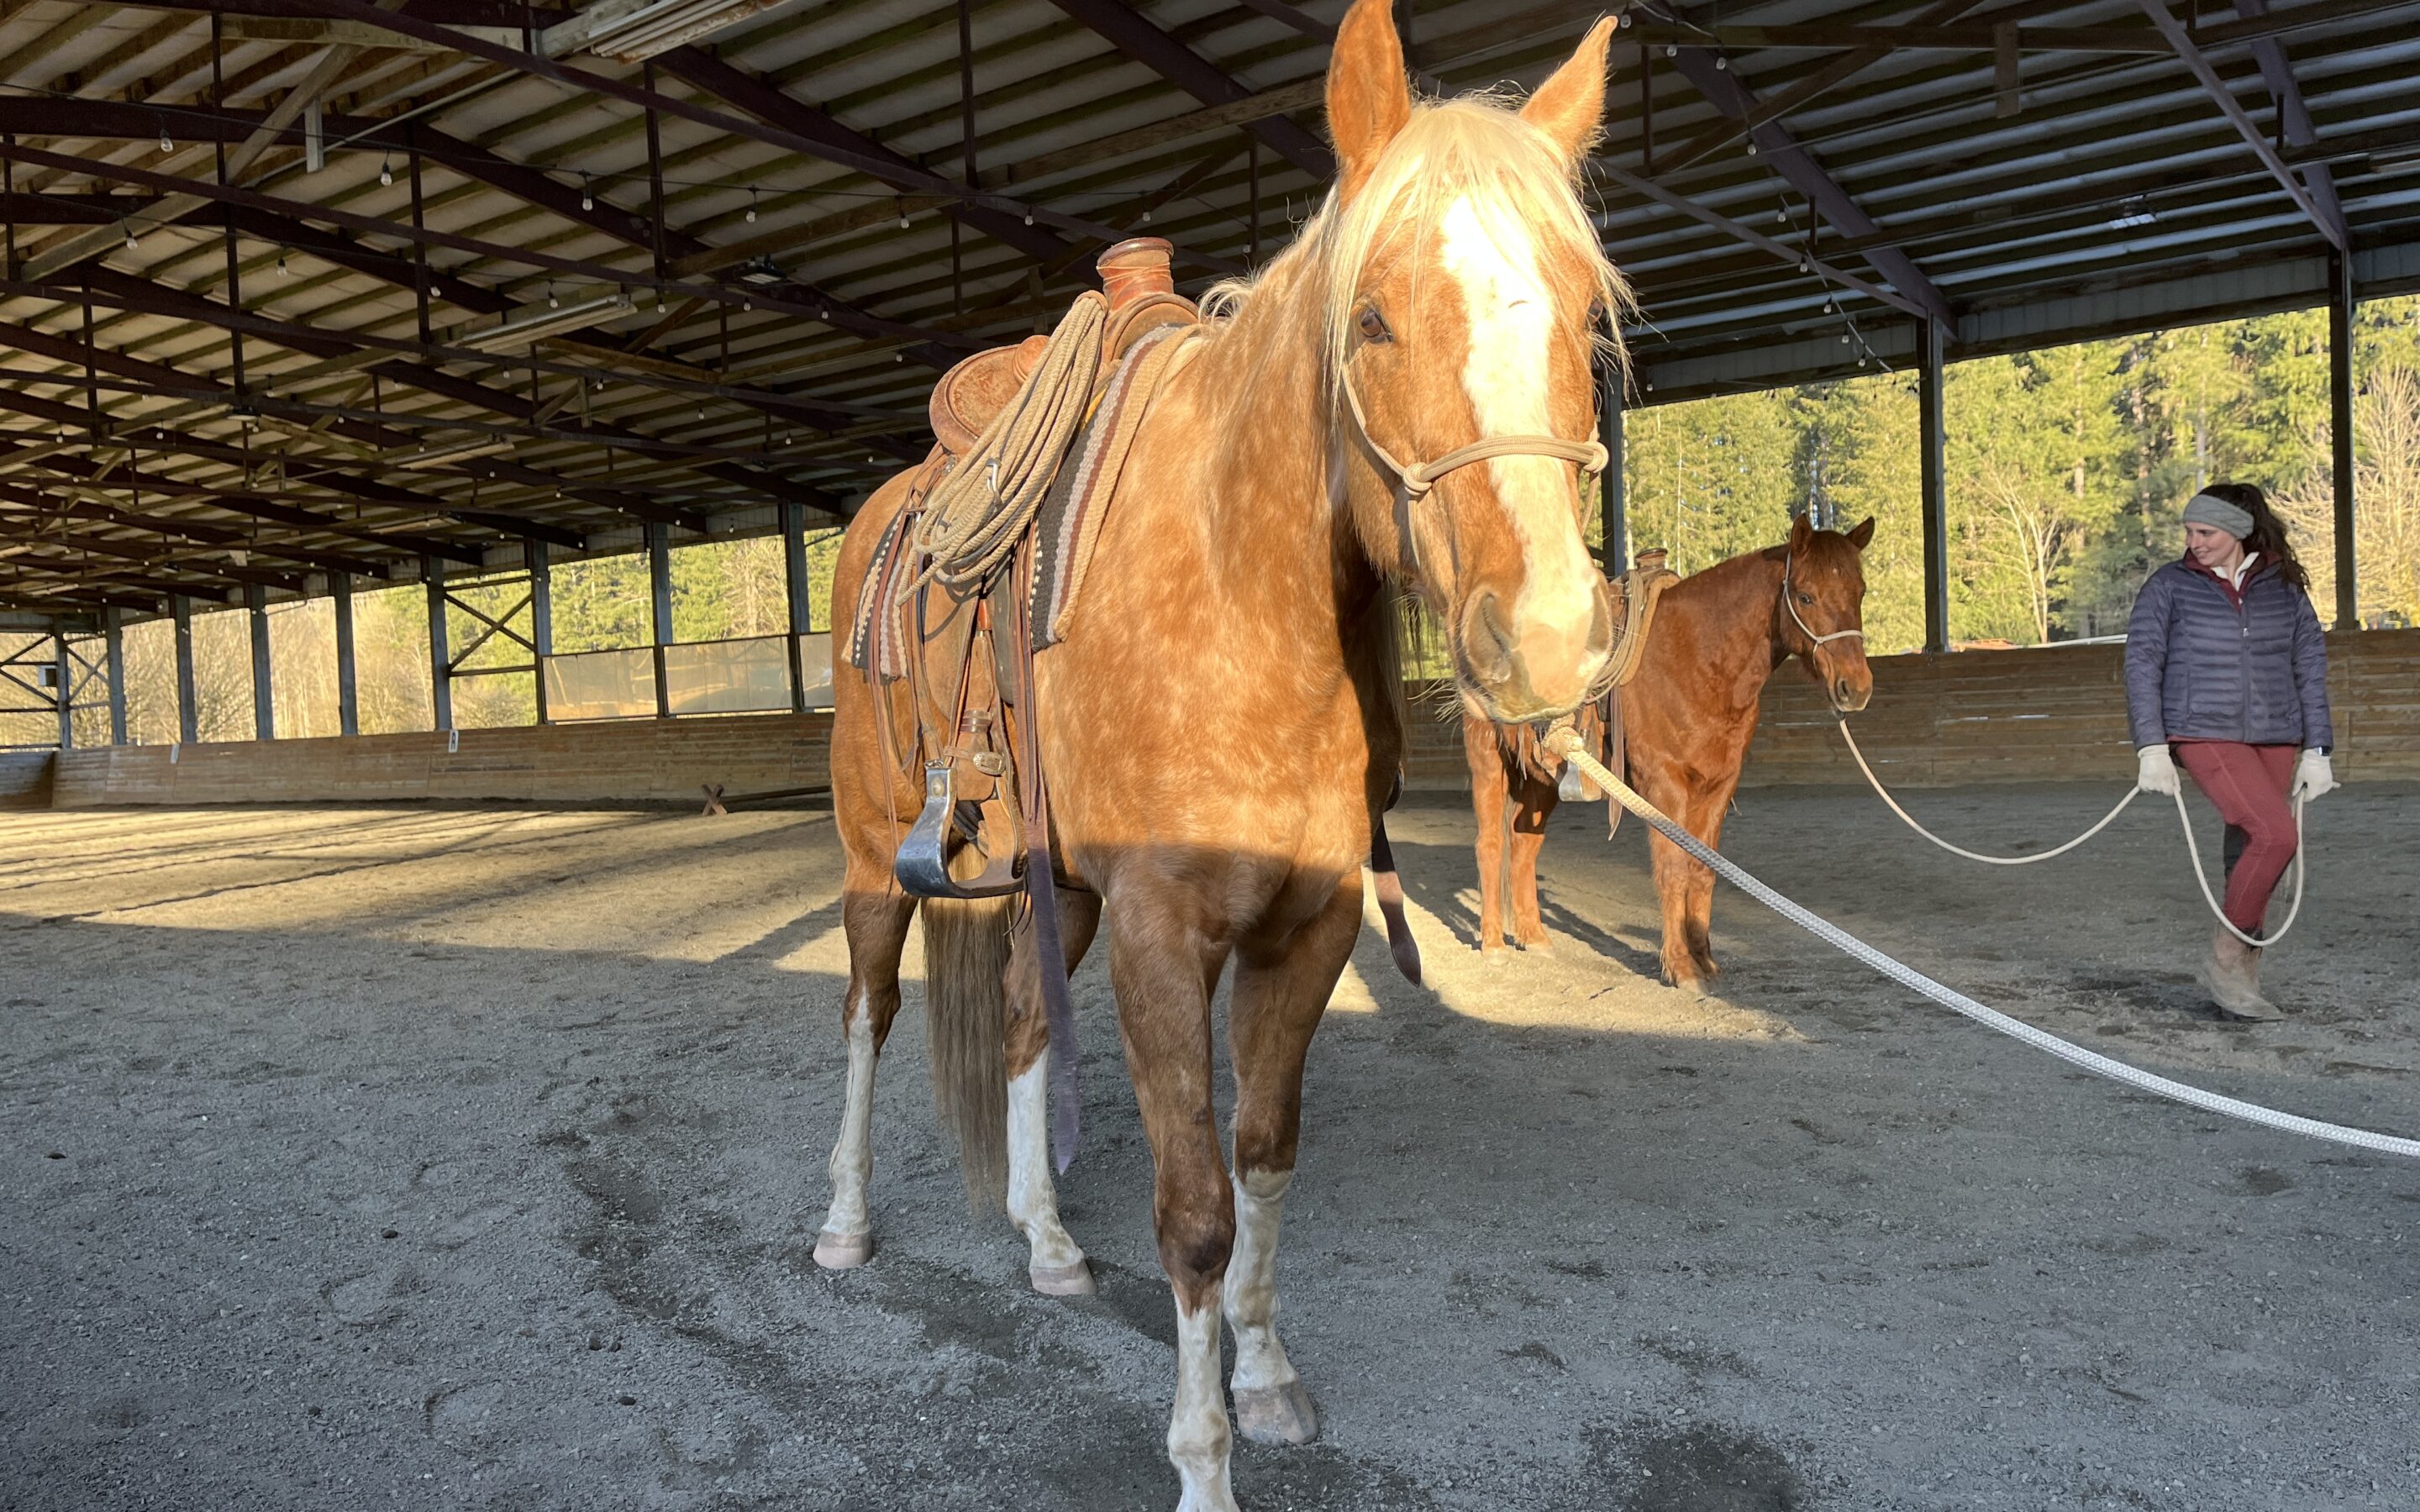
[1519,18,1617,164]
[1789,512,1813,552]
[1328,0,1412,203]
[1846,514,1876,550]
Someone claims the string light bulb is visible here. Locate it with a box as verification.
[160,128,173,154]
[379,155,393,187]
[1023,212,1034,226]
[1139,210,1151,223]
[745,189,758,224]
[277,249,290,276]
[124,226,138,251]
[548,285,560,309]
[898,210,911,229]
[581,173,593,212]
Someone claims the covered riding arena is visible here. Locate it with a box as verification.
[4,0,2419,1508]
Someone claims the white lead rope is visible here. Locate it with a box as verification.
[1829,718,2306,947]
[1543,728,2420,1161]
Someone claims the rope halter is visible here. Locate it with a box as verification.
[1337,370,1608,523]
[1780,543,1865,708]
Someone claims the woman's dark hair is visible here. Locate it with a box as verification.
[2199,481,2309,591]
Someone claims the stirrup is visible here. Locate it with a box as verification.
[895,763,1021,899]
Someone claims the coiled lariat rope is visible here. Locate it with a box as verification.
[905,291,1107,596]
[1829,717,2307,948]
[1542,727,2419,1161]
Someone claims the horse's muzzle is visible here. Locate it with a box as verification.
[1459,582,1613,722]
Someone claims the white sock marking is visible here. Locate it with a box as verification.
[1007,1055,1086,1271]
[821,998,876,1238]
[1223,1167,1297,1393]
[1169,1285,1239,1512]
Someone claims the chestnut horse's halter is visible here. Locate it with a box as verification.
[1335,366,1608,571]
[1779,544,1865,706]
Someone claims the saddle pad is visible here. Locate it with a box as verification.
[1029,322,1201,650]
[846,484,926,680]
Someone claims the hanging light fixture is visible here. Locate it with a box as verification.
[581,173,594,212]
[277,249,290,276]
[379,155,393,187]
[159,127,173,154]
[745,188,758,223]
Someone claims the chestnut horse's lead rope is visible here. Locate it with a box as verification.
[1542,727,2419,1160]
[1828,717,2309,948]
[1780,554,2308,946]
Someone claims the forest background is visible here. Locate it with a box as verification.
[8,295,2418,748]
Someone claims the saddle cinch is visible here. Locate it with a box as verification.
[850,238,1202,900]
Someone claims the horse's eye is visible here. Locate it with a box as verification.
[1588,299,1607,327]
[1797,592,1814,605]
[1357,306,1392,344]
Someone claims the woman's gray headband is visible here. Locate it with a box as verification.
[2181,492,2254,539]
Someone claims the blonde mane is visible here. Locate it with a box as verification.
[1203,95,1630,384]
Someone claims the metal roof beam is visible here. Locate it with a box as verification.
[1039,0,1335,180]
[2230,0,2347,245]
[103,0,1215,276]
[0,486,394,578]
[0,113,982,371]
[1595,161,1929,320]
[654,47,1077,266]
[2133,0,2346,250]
[1657,24,1957,328]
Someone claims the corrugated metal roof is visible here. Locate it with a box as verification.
[0,0,2412,624]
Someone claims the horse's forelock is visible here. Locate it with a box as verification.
[1313,98,1629,389]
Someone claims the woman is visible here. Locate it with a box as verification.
[2125,483,2337,1021]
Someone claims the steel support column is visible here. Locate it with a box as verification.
[1600,370,1627,575]
[53,632,71,750]
[171,594,197,743]
[425,555,453,731]
[1918,319,1949,654]
[103,605,125,745]
[649,521,672,719]
[247,582,273,740]
[334,572,358,736]
[526,538,553,725]
[2328,248,2357,632]
[781,500,808,715]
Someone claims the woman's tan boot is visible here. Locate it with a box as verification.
[2202,922,2281,1021]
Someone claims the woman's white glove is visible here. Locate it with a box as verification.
[2293,748,2338,803]
[2136,744,2180,797]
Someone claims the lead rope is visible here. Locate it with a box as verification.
[1829,717,2307,947]
[1542,727,2419,1160]
[905,292,1107,596]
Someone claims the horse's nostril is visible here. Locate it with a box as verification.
[1465,591,1517,683]
[1585,584,1615,659]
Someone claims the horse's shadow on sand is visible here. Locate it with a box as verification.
[1383,835,1669,984]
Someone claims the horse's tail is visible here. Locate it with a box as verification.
[919,895,1012,1212]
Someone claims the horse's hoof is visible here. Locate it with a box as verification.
[1028,1259,1096,1296]
[1520,935,1555,957]
[1481,945,1512,967]
[1389,937,1423,986]
[813,1230,873,1270]
[1233,1378,1319,1445]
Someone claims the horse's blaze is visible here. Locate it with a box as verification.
[1439,192,1607,717]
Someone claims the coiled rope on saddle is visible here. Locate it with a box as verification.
[1542,726,2418,1161]
[904,291,1108,596]
[1829,717,2308,948]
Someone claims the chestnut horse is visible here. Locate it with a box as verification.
[1462,514,1874,986]
[817,6,1628,1507]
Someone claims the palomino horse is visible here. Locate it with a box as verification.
[1461,515,1874,985]
[816,4,1628,1506]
